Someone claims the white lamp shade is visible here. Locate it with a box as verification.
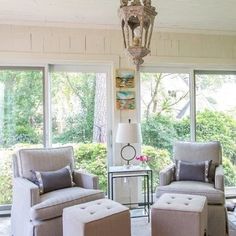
[116,122,142,144]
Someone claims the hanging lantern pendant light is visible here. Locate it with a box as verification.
[119,0,157,70]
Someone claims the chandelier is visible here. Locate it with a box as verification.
[118,0,157,70]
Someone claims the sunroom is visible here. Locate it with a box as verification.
[0,1,236,236]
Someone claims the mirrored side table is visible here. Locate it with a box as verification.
[108,165,153,221]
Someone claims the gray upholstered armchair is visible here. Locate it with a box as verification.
[156,141,228,236]
[11,146,104,236]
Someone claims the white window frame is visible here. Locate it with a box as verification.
[139,66,236,196]
[140,66,195,140]
[0,62,114,212]
[47,63,113,164]
[0,66,45,213]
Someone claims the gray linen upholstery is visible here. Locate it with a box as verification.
[73,170,99,189]
[152,193,208,236]
[156,141,228,236]
[63,199,131,236]
[156,181,224,205]
[31,187,104,221]
[159,163,175,186]
[12,154,20,178]
[173,141,222,165]
[17,146,74,180]
[11,146,104,236]
[215,165,225,191]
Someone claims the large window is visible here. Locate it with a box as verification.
[140,72,190,186]
[141,69,236,190]
[0,68,43,206]
[51,72,107,145]
[195,72,236,187]
[50,69,109,193]
[0,65,110,209]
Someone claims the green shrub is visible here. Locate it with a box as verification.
[142,115,178,153]
[0,150,13,204]
[73,143,107,193]
[142,145,172,189]
[223,156,236,186]
[196,110,236,162]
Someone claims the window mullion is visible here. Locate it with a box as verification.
[43,65,52,147]
[190,69,196,141]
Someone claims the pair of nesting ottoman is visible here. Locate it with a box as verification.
[63,198,131,236]
[152,193,207,236]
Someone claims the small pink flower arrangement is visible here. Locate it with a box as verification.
[135,155,149,163]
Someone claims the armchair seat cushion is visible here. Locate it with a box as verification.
[30,187,104,221]
[156,181,224,205]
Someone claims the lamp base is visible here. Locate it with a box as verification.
[120,143,136,165]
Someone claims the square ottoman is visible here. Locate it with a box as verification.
[63,198,131,236]
[152,193,207,236]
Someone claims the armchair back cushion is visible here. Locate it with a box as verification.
[173,141,222,165]
[17,146,74,180]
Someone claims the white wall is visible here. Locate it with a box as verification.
[0,24,236,64]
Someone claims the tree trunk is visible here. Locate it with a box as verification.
[0,82,4,144]
[145,73,162,120]
[3,75,16,146]
[93,73,107,143]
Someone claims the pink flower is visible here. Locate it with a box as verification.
[135,155,149,162]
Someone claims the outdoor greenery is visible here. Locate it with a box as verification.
[73,143,107,193]
[0,70,236,206]
[142,115,179,153]
[142,110,236,186]
[0,151,12,204]
[0,70,43,148]
[142,146,172,188]
[51,72,97,144]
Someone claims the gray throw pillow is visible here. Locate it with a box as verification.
[175,160,212,182]
[31,165,73,194]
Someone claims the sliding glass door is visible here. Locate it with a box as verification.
[195,71,236,187]
[140,69,236,190]
[0,64,111,209]
[50,66,110,193]
[140,72,190,186]
[0,68,44,206]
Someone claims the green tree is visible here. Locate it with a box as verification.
[141,73,189,120]
[142,114,178,153]
[0,70,43,147]
[51,72,96,143]
[196,110,236,162]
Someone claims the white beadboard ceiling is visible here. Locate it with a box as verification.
[0,0,236,33]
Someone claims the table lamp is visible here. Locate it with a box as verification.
[116,119,142,165]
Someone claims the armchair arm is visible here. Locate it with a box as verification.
[12,177,40,207]
[11,178,40,235]
[215,165,225,191]
[159,163,175,186]
[73,170,99,189]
